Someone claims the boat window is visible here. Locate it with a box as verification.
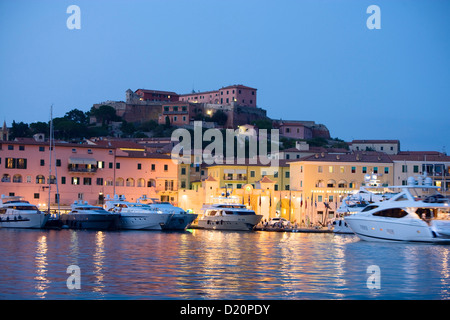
[0,208,6,214]
[373,208,408,218]
[416,208,434,219]
[208,210,217,216]
[225,211,234,215]
[237,211,255,215]
[12,205,38,210]
[362,205,379,212]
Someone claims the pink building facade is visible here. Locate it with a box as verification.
[0,141,179,210]
[178,84,257,107]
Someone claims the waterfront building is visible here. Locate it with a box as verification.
[205,159,291,192]
[289,151,394,225]
[0,138,179,211]
[390,151,450,192]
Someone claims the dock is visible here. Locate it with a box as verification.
[255,226,332,233]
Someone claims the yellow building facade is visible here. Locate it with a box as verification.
[289,152,394,225]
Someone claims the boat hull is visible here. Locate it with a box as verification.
[197,215,263,231]
[162,214,198,230]
[119,213,172,230]
[60,213,120,230]
[345,216,450,243]
[332,218,354,234]
[0,212,49,229]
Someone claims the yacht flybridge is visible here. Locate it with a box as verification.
[344,177,450,243]
[333,174,396,234]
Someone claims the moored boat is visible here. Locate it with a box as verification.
[60,201,120,230]
[104,195,172,230]
[198,200,262,231]
[0,195,49,229]
[344,178,450,243]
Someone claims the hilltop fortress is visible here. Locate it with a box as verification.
[92,84,330,140]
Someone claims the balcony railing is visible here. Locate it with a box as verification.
[223,175,247,181]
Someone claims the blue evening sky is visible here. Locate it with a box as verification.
[0,0,449,152]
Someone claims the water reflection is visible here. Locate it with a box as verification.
[93,231,105,295]
[35,235,48,299]
[1,229,450,299]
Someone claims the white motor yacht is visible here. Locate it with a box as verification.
[344,178,450,243]
[104,195,172,230]
[198,200,262,231]
[144,198,197,230]
[60,201,120,230]
[0,195,49,228]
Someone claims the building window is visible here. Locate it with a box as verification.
[71,177,80,185]
[61,176,66,185]
[373,167,378,174]
[250,170,255,177]
[36,175,45,184]
[413,165,419,173]
[285,171,290,178]
[402,165,407,173]
[56,159,61,167]
[151,164,155,171]
[7,145,13,150]
[39,146,45,152]
[116,163,120,169]
[137,163,142,170]
[40,159,45,166]
[19,145,25,151]
[164,164,168,171]
[34,193,40,199]
[83,178,92,185]
[384,167,389,174]
[318,166,323,173]
[362,167,367,174]
[109,162,113,169]
[181,167,186,175]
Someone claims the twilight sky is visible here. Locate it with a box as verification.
[0,0,449,152]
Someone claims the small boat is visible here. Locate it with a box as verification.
[104,195,172,230]
[344,177,450,243]
[60,201,120,230]
[0,195,49,228]
[198,198,262,231]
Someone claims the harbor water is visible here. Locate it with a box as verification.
[1,228,449,300]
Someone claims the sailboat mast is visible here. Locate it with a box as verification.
[48,105,53,214]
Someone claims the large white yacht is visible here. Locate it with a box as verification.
[0,195,49,228]
[60,201,121,230]
[104,195,172,230]
[198,197,263,231]
[344,177,450,243]
[332,175,396,234]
